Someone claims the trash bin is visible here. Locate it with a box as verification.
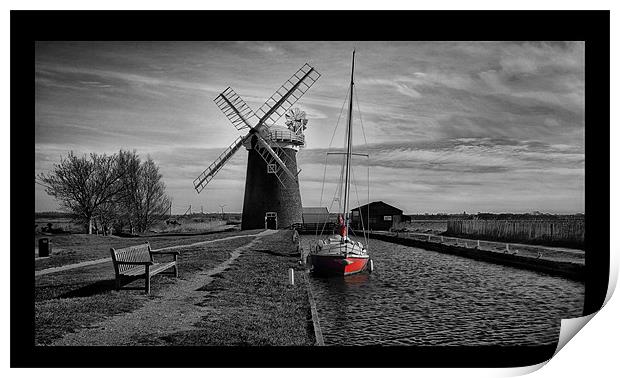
[38,238,51,257]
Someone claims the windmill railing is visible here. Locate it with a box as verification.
[266,129,305,145]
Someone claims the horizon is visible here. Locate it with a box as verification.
[35,41,585,214]
[35,209,585,216]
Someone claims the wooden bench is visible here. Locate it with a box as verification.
[110,242,179,294]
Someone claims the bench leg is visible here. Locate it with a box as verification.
[173,255,178,278]
[145,266,151,294]
[115,276,121,291]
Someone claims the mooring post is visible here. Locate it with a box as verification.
[506,243,510,253]
[427,234,431,242]
[441,236,444,242]
[288,268,295,285]
[477,240,481,249]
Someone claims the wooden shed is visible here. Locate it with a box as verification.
[300,207,337,232]
[350,201,405,231]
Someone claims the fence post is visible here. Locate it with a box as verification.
[288,268,295,285]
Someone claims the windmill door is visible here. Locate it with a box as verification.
[265,212,278,229]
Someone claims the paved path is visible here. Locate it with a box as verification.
[35,233,262,277]
[35,258,112,277]
[51,229,277,346]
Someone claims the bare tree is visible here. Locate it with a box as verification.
[38,152,125,234]
[39,150,171,235]
[136,157,171,232]
[116,150,142,233]
[116,151,171,233]
[94,200,118,236]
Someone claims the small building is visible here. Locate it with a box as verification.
[300,207,337,232]
[350,201,407,231]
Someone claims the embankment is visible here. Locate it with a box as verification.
[367,232,584,281]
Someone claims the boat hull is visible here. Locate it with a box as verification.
[310,254,369,276]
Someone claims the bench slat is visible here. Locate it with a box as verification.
[119,262,176,277]
[150,262,176,275]
[121,266,148,276]
[112,243,152,274]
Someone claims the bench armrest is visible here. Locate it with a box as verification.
[150,250,180,256]
[116,261,154,266]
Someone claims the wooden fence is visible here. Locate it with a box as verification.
[446,219,584,248]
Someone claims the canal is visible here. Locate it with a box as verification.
[301,235,585,346]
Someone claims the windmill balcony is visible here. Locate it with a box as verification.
[264,125,306,146]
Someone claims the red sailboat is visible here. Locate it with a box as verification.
[309,50,372,276]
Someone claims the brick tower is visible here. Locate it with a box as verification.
[241,129,304,230]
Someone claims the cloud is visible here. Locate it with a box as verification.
[299,137,583,175]
[35,41,585,213]
[358,77,422,98]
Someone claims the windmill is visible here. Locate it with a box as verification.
[193,63,321,230]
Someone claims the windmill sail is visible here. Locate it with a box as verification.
[193,135,247,193]
[253,134,297,187]
[214,87,259,131]
[254,63,321,126]
[250,64,319,183]
[195,63,320,194]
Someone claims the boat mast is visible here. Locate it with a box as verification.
[343,50,355,238]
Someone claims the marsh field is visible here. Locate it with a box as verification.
[35,212,241,236]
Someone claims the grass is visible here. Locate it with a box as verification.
[35,234,258,345]
[151,218,229,233]
[35,228,264,271]
[35,230,314,346]
[35,291,149,345]
[130,230,315,346]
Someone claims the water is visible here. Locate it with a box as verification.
[301,235,585,346]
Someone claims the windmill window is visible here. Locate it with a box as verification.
[267,164,277,173]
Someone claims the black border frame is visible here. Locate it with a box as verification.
[12,10,610,368]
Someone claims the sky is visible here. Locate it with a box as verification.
[35,41,585,214]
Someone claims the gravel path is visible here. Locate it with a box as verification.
[151,233,261,252]
[51,229,278,346]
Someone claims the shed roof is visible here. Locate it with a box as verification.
[350,201,403,214]
[303,207,329,214]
